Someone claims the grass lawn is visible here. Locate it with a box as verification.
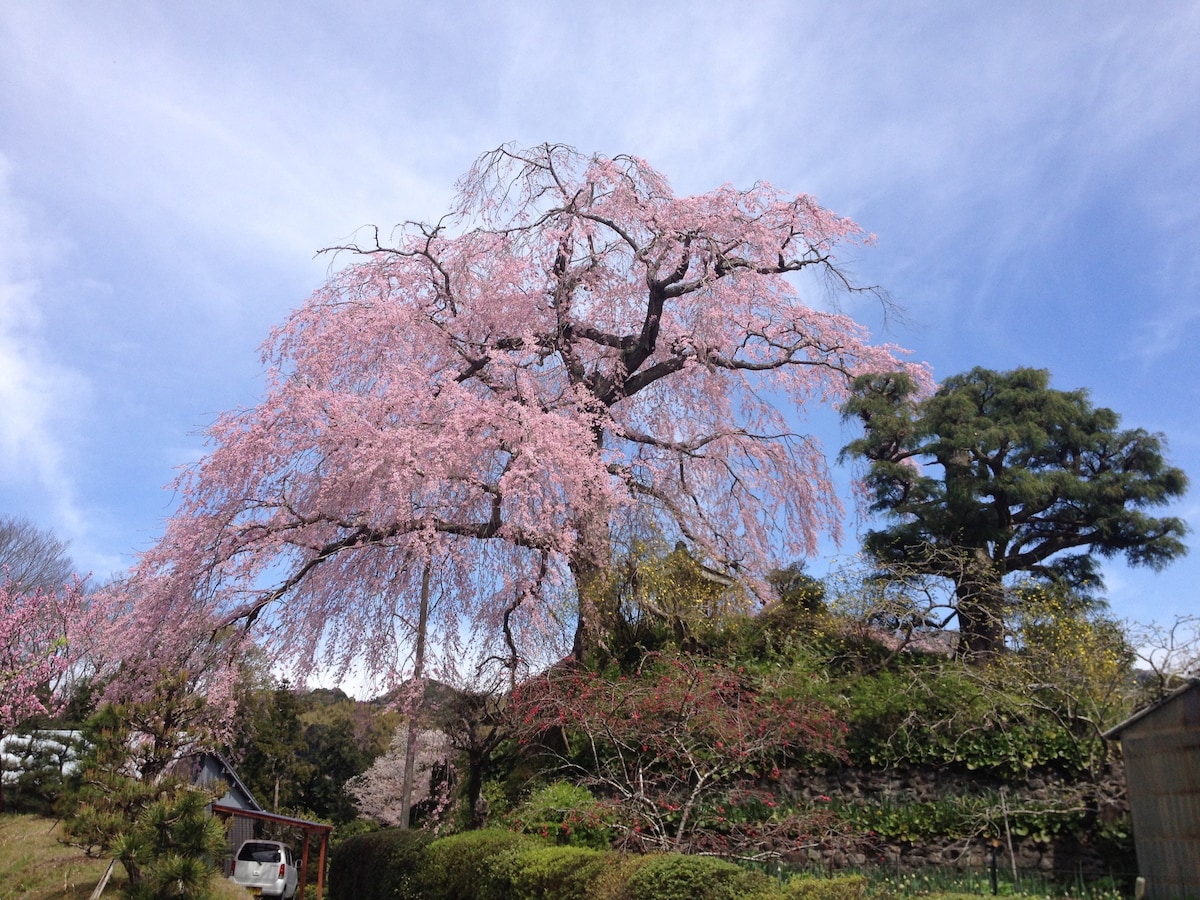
[0,814,124,900]
[0,813,249,900]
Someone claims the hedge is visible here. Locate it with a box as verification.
[413,828,539,900]
[624,854,779,900]
[329,825,869,900]
[328,828,432,900]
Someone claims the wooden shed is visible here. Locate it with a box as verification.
[1105,679,1200,899]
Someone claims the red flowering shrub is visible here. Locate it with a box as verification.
[510,654,846,855]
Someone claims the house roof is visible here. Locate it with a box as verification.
[178,751,263,812]
[1103,678,1200,739]
[211,803,333,834]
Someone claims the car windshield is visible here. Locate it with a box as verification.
[238,843,282,863]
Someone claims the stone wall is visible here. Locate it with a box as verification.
[784,761,1132,880]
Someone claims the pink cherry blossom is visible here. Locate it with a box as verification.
[0,575,83,732]
[128,143,929,687]
[0,574,85,808]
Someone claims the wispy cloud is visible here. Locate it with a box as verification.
[1,3,452,278]
[0,155,89,534]
[0,0,1195,624]
[1131,299,1200,372]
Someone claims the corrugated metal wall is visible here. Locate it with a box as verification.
[222,815,258,877]
[1119,686,1200,900]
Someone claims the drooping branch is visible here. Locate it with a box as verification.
[125,142,924,682]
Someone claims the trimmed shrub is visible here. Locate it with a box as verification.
[588,851,656,900]
[328,828,432,900]
[415,828,540,900]
[782,874,868,900]
[510,845,614,900]
[625,853,779,900]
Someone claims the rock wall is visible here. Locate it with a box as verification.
[784,761,1132,880]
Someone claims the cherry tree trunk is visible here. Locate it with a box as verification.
[399,563,431,829]
[570,557,603,662]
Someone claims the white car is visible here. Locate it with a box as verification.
[229,840,299,899]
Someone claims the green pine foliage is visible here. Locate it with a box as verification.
[65,773,226,899]
[2,729,84,813]
[61,704,163,858]
[841,366,1188,660]
[114,786,228,900]
[60,702,227,899]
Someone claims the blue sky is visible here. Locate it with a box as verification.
[1,1,1197,632]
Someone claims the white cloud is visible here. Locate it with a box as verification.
[0,0,1196,624]
[0,155,90,534]
[1130,300,1200,371]
[1,3,453,282]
